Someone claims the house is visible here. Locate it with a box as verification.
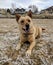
[40,6,53,14]
[15,8,26,14]
[0,9,7,15]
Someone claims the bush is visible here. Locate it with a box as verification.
[32,14,53,19]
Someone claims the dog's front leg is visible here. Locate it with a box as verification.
[16,40,23,50]
[26,41,36,55]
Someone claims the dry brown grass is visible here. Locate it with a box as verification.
[0,19,53,65]
[32,14,53,19]
[0,14,53,19]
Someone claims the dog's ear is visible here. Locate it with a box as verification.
[27,10,32,18]
[15,14,21,22]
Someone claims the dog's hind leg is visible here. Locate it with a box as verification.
[38,27,42,37]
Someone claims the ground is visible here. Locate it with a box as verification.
[0,19,53,65]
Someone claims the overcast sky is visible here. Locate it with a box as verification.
[0,0,53,11]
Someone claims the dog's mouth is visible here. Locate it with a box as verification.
[22,28,33,35]
[22,28,29,32]
[22,24,30,32]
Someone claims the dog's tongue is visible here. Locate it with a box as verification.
[25,27,29,32]
[26,27,28,31]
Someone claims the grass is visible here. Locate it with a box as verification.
[0,13,53,19]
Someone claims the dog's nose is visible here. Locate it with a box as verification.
[26,24,29,28]
[26,24,29,31]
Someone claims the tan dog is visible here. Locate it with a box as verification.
[15,12,42,55]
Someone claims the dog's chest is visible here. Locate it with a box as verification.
[24,34,28,37]
[23,33,33,41]
[24,33,31,38]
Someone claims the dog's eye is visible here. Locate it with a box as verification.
[28,19,30,22]
[21,20,24,24]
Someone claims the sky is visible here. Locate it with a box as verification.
[0,0,53,11]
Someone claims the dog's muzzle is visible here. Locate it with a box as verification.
[22,24,29,32]
[26,24,29,31]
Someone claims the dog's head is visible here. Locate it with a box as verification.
[15,11,33,33]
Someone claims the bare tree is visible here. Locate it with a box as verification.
[7,9,11,14]
[28,5,38,13]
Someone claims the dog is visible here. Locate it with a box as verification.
[15,12,43,55]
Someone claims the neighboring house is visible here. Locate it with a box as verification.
[15,8,26,14]
[40,10,49,14]
[0,9,6,15]
[6,8,15,15]
[40,6,53,14]
[8,8,26,14]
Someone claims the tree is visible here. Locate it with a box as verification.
[28,5,38,13]
[7,9,11,14]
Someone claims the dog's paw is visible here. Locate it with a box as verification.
[26,50,31,56]
[16,44,21,50]
[16,47,20,51]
